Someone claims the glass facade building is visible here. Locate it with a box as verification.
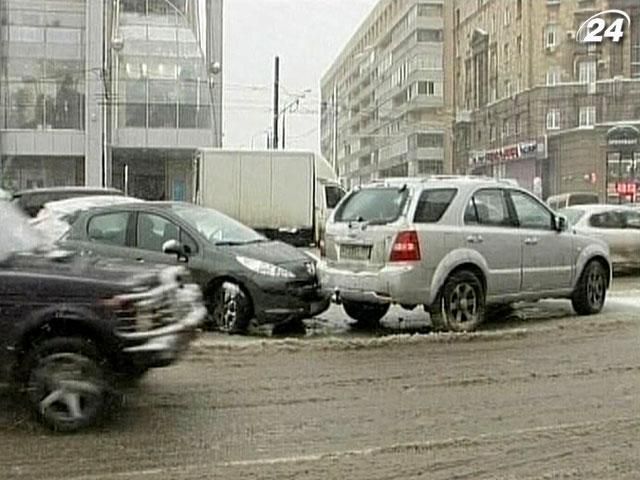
[0,0,222,198]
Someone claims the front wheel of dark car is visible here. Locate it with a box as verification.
[23,337,110,433]
[431,271,486,333]
[209,281,253,334]
[342,301,390,329]
[572,260,607,315]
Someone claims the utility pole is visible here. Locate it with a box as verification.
[281,109,286,149]
[332,81,339,175]
[272,56,280,149]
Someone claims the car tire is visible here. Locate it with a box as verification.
[23,337,110,433]
[571,260,607,316]
[342,301,390,329]
[209,281,253,335]
[432,271,485,332]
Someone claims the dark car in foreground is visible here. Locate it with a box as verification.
[12,186,124,218]
[62,202,329,334]
[0,203,206,432]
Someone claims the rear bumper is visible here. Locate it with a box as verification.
[318,260,426,305]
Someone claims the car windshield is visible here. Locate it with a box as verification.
[568,194,599,206]
[334,187,409,224]
[559,208,586,226]
[171,203,265,245]
[0,202,50,261]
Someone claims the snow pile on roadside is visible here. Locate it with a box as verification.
[190,314,636,355]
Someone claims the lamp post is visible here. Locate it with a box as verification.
[280,89,311,149]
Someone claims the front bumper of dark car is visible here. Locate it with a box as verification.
[252,278,330,325]
[116,280,206,369]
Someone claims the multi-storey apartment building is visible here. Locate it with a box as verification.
[320,0,452,189]
[452,0,640,202]
[0,0,222,200]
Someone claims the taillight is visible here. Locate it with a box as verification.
[389,230,421,262]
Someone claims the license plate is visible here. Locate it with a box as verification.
[340,244,372,261]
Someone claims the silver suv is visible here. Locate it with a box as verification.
[318,176,611,332]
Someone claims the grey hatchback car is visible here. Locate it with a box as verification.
[319,176,612,332]
[62,202,328,334]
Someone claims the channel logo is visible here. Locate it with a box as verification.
[577,9,631,44]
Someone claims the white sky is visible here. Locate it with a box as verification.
[222,0,378,151]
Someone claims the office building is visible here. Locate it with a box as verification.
[320,0,451,189]
[452,0,640,202]
[0,0,223,200]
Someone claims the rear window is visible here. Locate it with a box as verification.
[325,185,346,209]
[413,188,457,223]
[590,210,640,229]
[334,187,409,224]
[568,194,599,206]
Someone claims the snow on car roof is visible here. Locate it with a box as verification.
[41,195,144,216]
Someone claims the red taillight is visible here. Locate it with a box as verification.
[389,230,421,262]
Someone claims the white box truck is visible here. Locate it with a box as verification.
[193,149,345,247]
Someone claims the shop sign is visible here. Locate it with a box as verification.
[615,182,637,196]
[468,140,540,166]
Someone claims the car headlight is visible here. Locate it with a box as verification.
[236,256,296,279]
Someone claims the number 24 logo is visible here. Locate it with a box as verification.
[577,10,631,44]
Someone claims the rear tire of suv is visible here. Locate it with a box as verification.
[571,260,607,316]
[342,301,390,329]
[432,271,485,332]
[23,337,110,433]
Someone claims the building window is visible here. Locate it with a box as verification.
[517,0,523,19]
[546,69,561,85]
[502,119,511,138]
[489,123,496,141]
[418,81,436,95]
[504,79,512,98]
[504,7,511,26]
[545,25,557,48]
[579,106,596,127]
[418,4,443,17]
[515,114,521,135]
[578,60,597,84]
[417,29,443,42]
[517,35,523,55]
[546,109,560,130]
[412,133,444,148]
[504,43,510,62]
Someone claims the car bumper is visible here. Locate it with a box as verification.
[253,281,330,324]
[118,284,207,369]
[318,260,426,305]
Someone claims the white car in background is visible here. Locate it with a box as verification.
[560,204,640,269]
[31,195,144,243]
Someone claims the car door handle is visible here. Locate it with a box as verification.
[466,235,484,244]
[136,258,145,263]
[524,237,539,246]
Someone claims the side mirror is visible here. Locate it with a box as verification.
[162,239,187,261]
[554,215,568,232]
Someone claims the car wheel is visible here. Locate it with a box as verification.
[342,301,390,329]
[432,271,485,332]
[210,281,252,334]
[572,260,607,315]
[23,337,109,433]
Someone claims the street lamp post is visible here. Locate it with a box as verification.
[279,89,311,150]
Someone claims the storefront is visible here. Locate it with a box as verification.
[467,139,547,195]
[606,125,640,204]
